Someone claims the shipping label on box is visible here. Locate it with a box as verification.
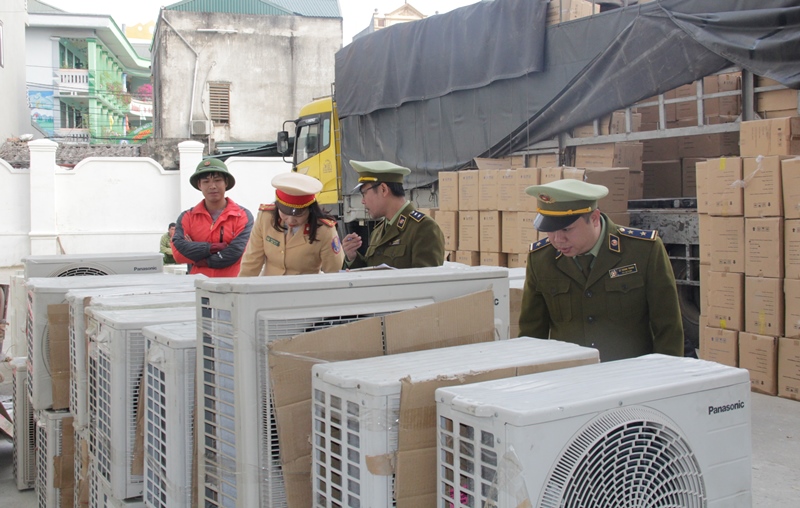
[745,217,784,278]
[706,157,743,216]
[781,157,800,219]
[642,160,682,199]
[458,171,479,210]
[497,169,518,212]
[436,211,459,252]
[478,170,499,211]
[784,279,800,338]
[516,168,540,212]
[777,337,800,400]
[701,326,738,367]
[784,220,800,279]
[739,332,779,395]
[743,155,787,217]
[706,271,744,331]
[438,172,459,211]
[745,276,784,337]
[479,211,502,254]
[458,210,480,251]
[710,216,744,272]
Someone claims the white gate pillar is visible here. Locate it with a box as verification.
[28,140,60,255]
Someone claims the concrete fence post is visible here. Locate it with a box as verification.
[28,140,59,255]
[178,140,204,211]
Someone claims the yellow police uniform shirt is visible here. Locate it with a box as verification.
[519,214,684,361]
[238,204,344,276]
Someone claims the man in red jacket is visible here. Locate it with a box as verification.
[171,158,254,277]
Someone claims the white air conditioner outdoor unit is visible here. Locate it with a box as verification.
[100,479,146,507]
[436,355,753,508]
[73,426,93,508]
[143,321,198,508]
[11,357,35,491]
[310,338,599,508]
[163,264,189,275]
[195,266,509,508]
[65,285,197,431]
[90,306,197,500]
[191,120,212,136]
[7,272,27,359]
[22,253,164,278]
[35,409,73,508]
[24,273,203,411]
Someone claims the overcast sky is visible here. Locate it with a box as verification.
[44,0,481,43]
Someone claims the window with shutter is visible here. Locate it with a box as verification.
[209,83,230,124]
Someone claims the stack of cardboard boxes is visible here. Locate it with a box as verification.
[699,116,800,401]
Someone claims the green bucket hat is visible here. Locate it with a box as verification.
[190,158,236,190]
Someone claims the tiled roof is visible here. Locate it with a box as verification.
[164,0,340,18]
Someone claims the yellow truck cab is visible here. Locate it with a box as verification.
[279,96,341,206]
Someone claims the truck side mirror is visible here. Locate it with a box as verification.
[277,131,290,155]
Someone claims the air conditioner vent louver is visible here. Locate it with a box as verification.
[541,408,705,508]
[57,266,109,277]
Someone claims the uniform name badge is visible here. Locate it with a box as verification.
[609,264,637,278]
[266,236,281,247]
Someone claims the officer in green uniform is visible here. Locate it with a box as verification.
[519,179,683,361]
[342,160,445,269]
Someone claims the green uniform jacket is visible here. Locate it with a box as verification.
[350,202,445,269]
[519,214,683,361]
[160,232,175,264]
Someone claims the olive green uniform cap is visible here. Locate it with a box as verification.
[351,160,411,191]
[525,179,608,232]
[190,157,236,190]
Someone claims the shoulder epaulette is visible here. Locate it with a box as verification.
[529,237,552,252]
[617,226,658,241]
[259,203,276,212]
[409,210,426,222]
[319,218,336,227]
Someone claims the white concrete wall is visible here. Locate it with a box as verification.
[0,140,291,273]
[1,0,33,140]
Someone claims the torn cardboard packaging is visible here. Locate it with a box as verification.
[268,291,519,508]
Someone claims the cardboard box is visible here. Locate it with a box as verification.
[437,172,459,211]
[507,253,527,269]
[628,169,643,200]
[682,157,705,197]
[635,89,678,125]
[478,170,499,210]
[642,160,682,198]
[473,157,512,170]
[458,210,479,251]
[455,251,480,266]
[520,212,538,244]
[642,137,680,162]
[757,88,798,115]
[675,76,719,122]
[781,157,800,219]
[701,326,738,367]
[444,251,456,263]
[699,262,711,314]
[709,216,744,272]
[706,157,743,216]
[745,217,783,278]
[497,169,517,212]
[535,153,559,168]
[696,160,710,213]
[516,168,540,212]
[479,211,502,253]
[575,142,643,172]
[784,219,800,279]
[784,279,800,338]
[706,271,744,331]
[605,212,630,227]
[740,117,800,157]
[698,213,712,264]
[546,0,595,25]
[503,212,538,253]
[539,166,562,184]
[458,171,479,210]
[745,276,784,336]
[743,155,787,217]
[777,337,800,400]
[268,291,500,508]
[679,131,740,158]
[436,211,458,252]
[563,167,629,212]
[510,155,525,167]
[572,111,642,138]
[480,252,508,267]
[48,304,71,410]
[509,287,523,338]
[739,332,779,395]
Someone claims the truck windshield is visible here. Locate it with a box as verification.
[295,114,331,165]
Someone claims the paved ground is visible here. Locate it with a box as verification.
[0,357,796,507]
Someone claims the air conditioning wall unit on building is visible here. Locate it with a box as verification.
[143,321,198,508]
[89,306,197,500]
[25,274,203,411]
[65,285,197,431]
[12,357,35,491]
[310,338,599,508]
[436,355,753,508]
[191,120,212,136]
[22,253,164,278]
[35,409,73,508]
[195,266,510,508]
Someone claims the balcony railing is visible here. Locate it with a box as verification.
[54,128,90,143]
[57,69,89,95]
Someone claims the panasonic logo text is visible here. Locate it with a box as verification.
[133,266,160,272]
[708,400,745,415]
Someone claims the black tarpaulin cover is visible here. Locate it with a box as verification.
[336,0,800,194]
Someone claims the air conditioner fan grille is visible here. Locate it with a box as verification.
[57,266,109,277]
[541,407,706,508]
